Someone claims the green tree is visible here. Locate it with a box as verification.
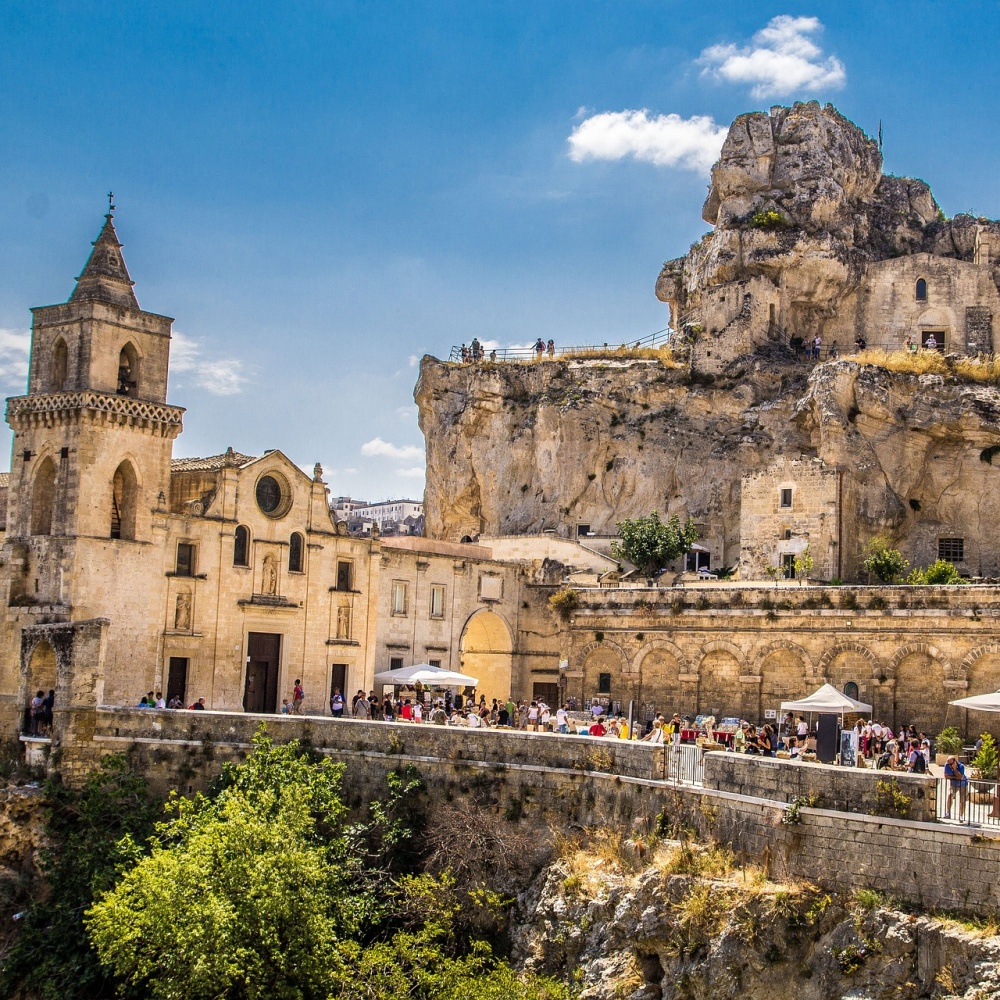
[793,547,814,584]
[86,729,568,1000]
[862,537,908,584]
[0,754,156,1000]
[611,511,699,578]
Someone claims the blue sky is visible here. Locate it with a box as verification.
[1,2,998,501]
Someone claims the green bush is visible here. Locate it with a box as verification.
[935,726,963,756]
[973,733,999,781]
[863,537,908,584]
[907,560,963,585]
[748,208,787,230]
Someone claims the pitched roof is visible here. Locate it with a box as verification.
[171,449,257,472]
[70,213,140,310]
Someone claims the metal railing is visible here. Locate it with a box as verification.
[448,327,673,363]
[663,742,705,786]
[936,775,1000,826]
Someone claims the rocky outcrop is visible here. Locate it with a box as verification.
[417,353,1000,573]
[658,102,1000,330]
[512,843,1000,999]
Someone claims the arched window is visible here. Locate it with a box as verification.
[915,278,927,302]
[844,681,860,701]
[110,461,138,540]
[234,525,250,566]
[289,532,304,573]
[30,459,56,535]
[117,343,139,397]
[51,338,68,392]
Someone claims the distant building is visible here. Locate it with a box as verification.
[330,496,369,519]
[351,499,424,536]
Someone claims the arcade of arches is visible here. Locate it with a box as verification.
[570,623,1000,735]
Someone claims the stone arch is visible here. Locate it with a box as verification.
[459,610,513,702]
[30,457,57,536]
[893,648,946,733]
[632,640,687,716]
[25,639,57,695]
[697,641,745,718]
[579,639,628,708]
[110,459,140,540]
[757,640,812,722]
[960,645,1000,676]
[51,337,68,391]
[117,340,142,397]
[234,524,250,567]
[818,642,882,716]
[890,643,954,680]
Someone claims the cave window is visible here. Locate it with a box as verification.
[598,672,612,694]
[780,488,793,509]
[30,458,57,536]
[288,532,304,573]
[938,537,964,562]
[783,529,792,540]
[233,525,250,567]
[915,278,927,302]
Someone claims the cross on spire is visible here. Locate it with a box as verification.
[107,190,115,216]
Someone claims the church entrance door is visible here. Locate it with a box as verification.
[244,632,281,713]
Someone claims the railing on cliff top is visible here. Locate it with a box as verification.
[448,327,674,363]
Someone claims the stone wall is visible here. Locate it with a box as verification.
[702,750,937,822]
[50,707,1000,915]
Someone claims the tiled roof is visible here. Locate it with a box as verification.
[171,451,257,472]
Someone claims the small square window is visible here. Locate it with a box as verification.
[780,488,793,509]
[429,659,442,669]
[390,657,404,671]
[176,543,195,576]
[938,537,964,562]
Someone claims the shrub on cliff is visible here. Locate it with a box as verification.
[85,729,568,1000]
[611,511,699,578]
[862,537,908,584]
[548,587,580,619]
[906,560,963,585]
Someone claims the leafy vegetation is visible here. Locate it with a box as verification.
[862,537,908,584]
[548,587,580,620]
[906,560,963,585]
[934,726,963,757]
[611,511,699,578]
[748,209,787,230]
[972,733,999,781]
[83,731,570,1000]
[0,754,158,1000]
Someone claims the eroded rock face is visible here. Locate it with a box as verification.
[417,354,1000,574]
[511,851,1000,1000]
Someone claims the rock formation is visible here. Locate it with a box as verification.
[417,102,1000,579]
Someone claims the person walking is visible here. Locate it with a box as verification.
[330,687,345,718]
[291,679,305,715]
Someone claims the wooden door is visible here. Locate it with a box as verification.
[244,633,281,713]
[167,657,188,706]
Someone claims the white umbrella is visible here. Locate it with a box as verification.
[780,683,872,715]
[949,691,1000,712]
[372,663,479,687]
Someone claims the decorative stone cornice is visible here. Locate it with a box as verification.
[6,391,185,436]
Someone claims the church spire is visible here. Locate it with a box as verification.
[70,197,139,310]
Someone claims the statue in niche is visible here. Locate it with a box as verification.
[262,554,277,595]
[175,591,192,630]
[337,604,351,640]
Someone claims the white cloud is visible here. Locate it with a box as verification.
[568,111,726,173]
[395,405,418,422]
[360,437,425,460]
[698,15,846,99]
[397,467,426,479]
[408,354,419,367]
[0,329,31,388]
[170,330,251,396]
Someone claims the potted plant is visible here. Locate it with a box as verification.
[971,734,1000,816]
[934,725,963,765]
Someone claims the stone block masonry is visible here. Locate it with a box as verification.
[52,707,1000,916]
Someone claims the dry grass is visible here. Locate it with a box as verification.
[844,348,1000,383]
[491,346,683,368]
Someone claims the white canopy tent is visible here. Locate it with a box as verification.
[372,664,479,687]
[949,691,1000,713]
[780,683,872,716]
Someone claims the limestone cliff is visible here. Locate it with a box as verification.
[416,355,1000,575]
[512,840,1000,1000]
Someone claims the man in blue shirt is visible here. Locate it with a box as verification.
[943,755,968,821]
